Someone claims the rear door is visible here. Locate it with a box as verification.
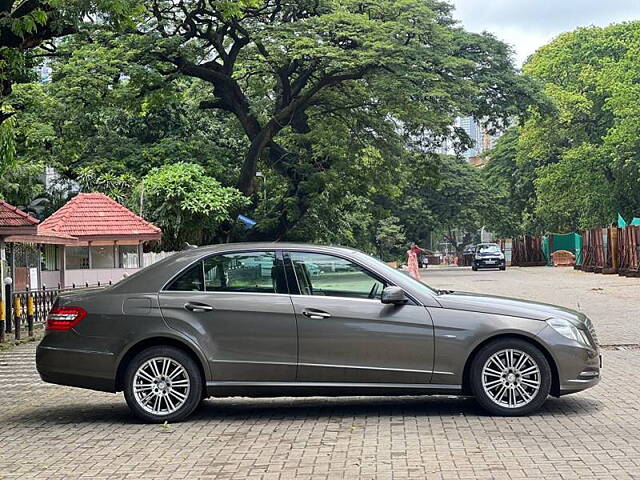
[285,251,434,384]
[158,250,298,382]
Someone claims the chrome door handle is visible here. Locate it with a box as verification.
[184,302,213,313]
[302,309,331,320]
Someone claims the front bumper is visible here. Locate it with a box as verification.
[537,325,601,396]
[473,258,506,268]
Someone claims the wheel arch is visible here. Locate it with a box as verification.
[460,333,560,397]
[115,336,208,393]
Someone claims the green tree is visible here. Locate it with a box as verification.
[130,0,537,238]
[486,22,640,234]
[0,0,140,123]
[7,30,244,181]
[375,216,406,261]
[396,154,492,253]
[482,128,539,237]
[5,0,540,245]
[141,162,249,250]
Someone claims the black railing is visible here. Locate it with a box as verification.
[1,282,109,343]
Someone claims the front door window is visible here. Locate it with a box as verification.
[289,252,385,299]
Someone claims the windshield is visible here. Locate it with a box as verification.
[477,244,501,254]
[355,252,438,296]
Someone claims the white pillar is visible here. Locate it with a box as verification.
[59,245,66,288]
[137,242,143,269]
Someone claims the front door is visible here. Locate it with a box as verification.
[286,251,434,384]
[158,250,297,382]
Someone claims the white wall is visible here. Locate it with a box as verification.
[142,251,176,267]
[64,268,139,287]
[41,270,62,289]
[63,252,176,287]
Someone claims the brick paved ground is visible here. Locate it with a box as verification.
[1,267,639,479]
[423,266,639,345]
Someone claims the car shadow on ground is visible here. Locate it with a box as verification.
[8,394,603,426]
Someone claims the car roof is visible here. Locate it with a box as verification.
[183,242,360,254]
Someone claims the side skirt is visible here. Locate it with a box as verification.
[205,381,462,398]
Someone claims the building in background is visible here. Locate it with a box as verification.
[2,193,162,290]
[456,116,502,165]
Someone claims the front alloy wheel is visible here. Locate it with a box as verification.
[471,339,551,416]
[124,346,202,423]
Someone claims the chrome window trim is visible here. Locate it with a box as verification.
[160,246,426,307]
[160,290,292,299]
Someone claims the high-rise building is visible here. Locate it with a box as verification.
[455,116,503,164]
[456,117,483,159]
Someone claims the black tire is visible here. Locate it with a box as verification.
[124,346,203,423]
[500,266,506,271]
[470,338,551,416]
[472,265,478,271]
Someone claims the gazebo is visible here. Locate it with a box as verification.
[2,193,162,290]
[37,193,162,287]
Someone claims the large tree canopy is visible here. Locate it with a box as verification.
[0,0,140,122]
[3,0,542,252]
[485,21,640,235]
[129,0,537,239]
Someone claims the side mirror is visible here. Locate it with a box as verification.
[381,286,408,305]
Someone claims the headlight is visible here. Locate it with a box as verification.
[547,318,592,346]
[475,254,482,260]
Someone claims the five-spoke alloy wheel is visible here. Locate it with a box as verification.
[124,346,202,423]
[471,338,551,416]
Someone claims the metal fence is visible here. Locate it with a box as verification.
[1,283,108,343]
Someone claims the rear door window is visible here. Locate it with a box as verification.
[165,262,204,291]
[165,251,287,294]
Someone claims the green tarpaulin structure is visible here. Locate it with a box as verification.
[618,214,640,227]
[542,233,583,266]
[618,213,627,228]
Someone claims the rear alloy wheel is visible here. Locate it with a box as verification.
[471,339,551,416]
[124,346,202,423]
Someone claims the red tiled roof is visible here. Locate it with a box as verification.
[0,201,39,228]
[5,225,79,245]
[40,193,161,241]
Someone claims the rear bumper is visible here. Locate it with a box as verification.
[36,344,117,393]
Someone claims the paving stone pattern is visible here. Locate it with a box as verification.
[1,267,639,479]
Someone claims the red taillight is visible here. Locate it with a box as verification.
[46,306,87,331]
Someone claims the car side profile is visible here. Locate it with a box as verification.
[36,243,601,423]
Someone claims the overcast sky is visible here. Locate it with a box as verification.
[451,0,640,67]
